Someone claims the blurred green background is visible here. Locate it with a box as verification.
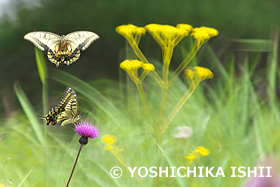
[0,0,279,186]
[0,0,278,117]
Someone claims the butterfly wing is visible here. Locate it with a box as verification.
[48,31,99,66]
[56,87,80,126]
[65,31,99,50]
[43,107,63,126]
[56,88,80,126]
[24,31,99,67]
[43,87,80,126]
[57,87,76,108]
[24,31,61,51]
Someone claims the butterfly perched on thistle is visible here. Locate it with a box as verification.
[24,31,99,67]
[43,87,81,126]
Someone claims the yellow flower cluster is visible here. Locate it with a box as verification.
[176,24,193,33]
[145,24,190,50]
[194,146,210,156]
[120,60,143,72]
[184,66,214,82]
[116,24,218,51]
[142,63,155,72]
[116,24,146,45]
[184,67,195,80]
[185,146,210,165]
[191,26,219,48]
[101,134,123,152]
[120,59,155,83]
[116,23,218,84]
[101,134,127,173]
[194,66,214,81]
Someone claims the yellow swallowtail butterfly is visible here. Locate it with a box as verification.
[24,31,99,67]
[43,87,80,126]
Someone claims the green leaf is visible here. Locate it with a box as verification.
[35,47,48,85]
[17,164,37,187]
[231,39,273,52]
[14,82,45,147]
[149,135,188,187]
[52,69,124,121]
[157,145,188,187]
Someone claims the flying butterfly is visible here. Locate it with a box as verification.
[24,31,99,67]
[43,87,81,126]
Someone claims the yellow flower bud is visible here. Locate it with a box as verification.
[200,26,219,37]
[115,146,123,153]
[194,146,210,156]
[101,134,117,145]
[185,152,198,160]
[142,63,155,72]
[120,60,143,71]
[104,144,115,151]
[192,27,210,41]
[176,24,193,33]
[101,134,120,151]
[185,146,210,165]
[194,66,214,81]
[145,24,189,49]
[130,60,143,70]
[116,24,146,37]
[116,24,146,45]
[191,26,218,48]
[185,152,198,165]
[184,68,195,80]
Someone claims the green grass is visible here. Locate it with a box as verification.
[0,32,279,187]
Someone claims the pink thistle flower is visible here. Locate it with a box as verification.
[74,120,100,145]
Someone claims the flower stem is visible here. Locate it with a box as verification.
[155,47,172,187]
[129,41,163,85]
[158,47,172,126]
[169,47,199,86]
[154,133,163,187]
[161,83,197,133]
[135,82,156,124]
[66,144,83,187]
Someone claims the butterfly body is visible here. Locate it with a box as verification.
[24,31,99,67]
[43,87,80,126]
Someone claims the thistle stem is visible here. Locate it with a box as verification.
[66,145,83,187]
